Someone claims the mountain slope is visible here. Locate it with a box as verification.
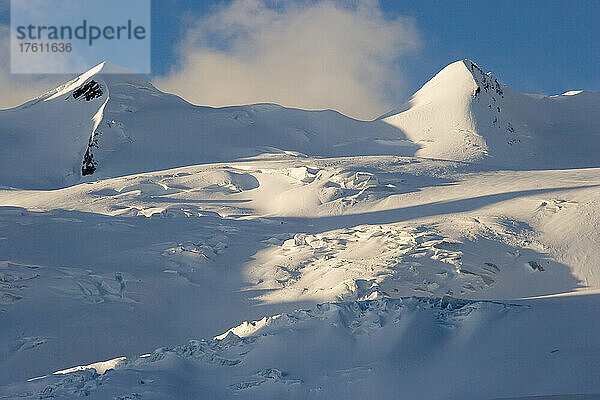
[0,62,415,189]
[3,295,600,399]
[382,59,600,169]
[1,59,600,399]
[0,64,109,189]
[1,59,599,189]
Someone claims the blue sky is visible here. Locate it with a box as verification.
[390,0,600,95]
[1,0,598,116]
[149,0,599,96]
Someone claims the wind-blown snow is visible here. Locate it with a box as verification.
[0,60,599,399]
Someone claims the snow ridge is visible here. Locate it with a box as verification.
[4,297,524,399]
[383,59,600,169]
[2,59,600,189]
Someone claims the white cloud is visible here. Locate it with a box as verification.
[154,0,420,120]
[0,25,68,110]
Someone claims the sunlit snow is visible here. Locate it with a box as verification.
[1,60,599,399]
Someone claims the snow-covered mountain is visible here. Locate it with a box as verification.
[1,60,599,399]
[1,59,598,189]
[0,62,415,189]
[382,60,600,168]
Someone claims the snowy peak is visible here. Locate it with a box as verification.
[43,62,107,102]
[412,60,479,102]
[0,62,182,188]
[0,62,416,189]
[42,61,157,103]
[382,59,488,163]
[464,59,504,98]
[383,59,600,169]
[0,64,116,188]
[1,59,599,190]
[405,59,503,106]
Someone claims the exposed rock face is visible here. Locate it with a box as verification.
[72,80,103,101]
